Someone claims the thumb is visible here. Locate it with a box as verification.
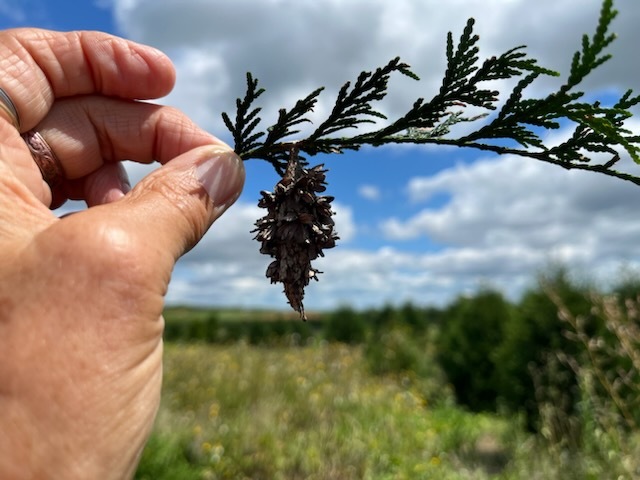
[120,144,245,263]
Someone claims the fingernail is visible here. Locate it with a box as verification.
[102,188,126,203]
[103,168,130,203]
[195,146,245,207]
[120,172,132,194]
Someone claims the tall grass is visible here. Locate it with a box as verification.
[527,291,640,479]
[136,341,514,480]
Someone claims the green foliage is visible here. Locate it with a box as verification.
[365,326,422,376]
[366,303,399,331]
[436,289,513,412]
[494,268,593,430]
[323,306,367,344]
[563,0,618,92]
[136,431,202,480]
[163,310,319,345]
[222,57,418,174]
[465,0,640,171]
[163,313,220,343]
[364,325,452,408]
[524,293,640,479]
[223,0,640,185]
[560,294,640,430]
[610,266,640,302]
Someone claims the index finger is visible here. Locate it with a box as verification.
[0,28,176,130]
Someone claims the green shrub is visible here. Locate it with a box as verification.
[247,320,269,345]
[163,313,219,343]
[323,306,366,344]
[494,267,593,431]
[364,325,451,405]
[367,304,399,331]
[436,288,512,412]
[366,326,427,376]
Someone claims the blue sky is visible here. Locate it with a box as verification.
[3,0,640,311]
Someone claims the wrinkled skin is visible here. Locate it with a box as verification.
[0,29,244,479]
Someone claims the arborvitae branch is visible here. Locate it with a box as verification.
[221,73,265,156]
[562,0,617,93]
[221,0,640,315]
[222,0,638,185]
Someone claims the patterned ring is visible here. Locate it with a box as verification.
[21,130,64,189]
[0,87,20,130]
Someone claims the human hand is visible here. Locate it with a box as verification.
[0,29,244,479]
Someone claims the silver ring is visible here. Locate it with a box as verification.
[0,87,20,130]
[21,130,64,189]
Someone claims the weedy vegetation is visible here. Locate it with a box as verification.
[137,268,640,479]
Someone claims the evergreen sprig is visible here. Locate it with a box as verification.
[222,0,640,184]
[224,0,640,317]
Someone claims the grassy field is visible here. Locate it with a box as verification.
[137,339,620,480]
[137,342,515,479]
[137,292,640,479]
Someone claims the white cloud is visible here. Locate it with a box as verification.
[98,0,640,310]
[162,49,230,129]
[358,184,381,201]
[378,147,640,297]
[106,0,640,139]
[332,201,356,243]
[387,151,640,249]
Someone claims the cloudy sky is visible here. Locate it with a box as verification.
[3,0,640,311]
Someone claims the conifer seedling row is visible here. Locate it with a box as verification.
[222,0,639,319]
